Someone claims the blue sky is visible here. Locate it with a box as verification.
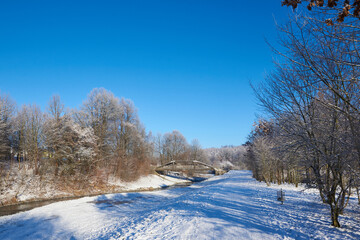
[0,1,290,148]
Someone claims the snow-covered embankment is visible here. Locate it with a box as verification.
[0,170,359,239]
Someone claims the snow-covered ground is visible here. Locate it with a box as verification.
[0,170,359,239]
[1,168,190,205]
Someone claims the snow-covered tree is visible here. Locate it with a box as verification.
[58,118,96,176]
[190,139,206,162]
[74,88,121,166]
[74,88,150,180]
[162,130,189,162]
[43,95,66,175]
[0,93,15,160]
[14,104,45,175]
[250,12,360,227]
[204,145,246,169]
[44,95,96,176]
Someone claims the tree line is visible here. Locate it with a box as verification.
[0,88,209,195]
[246,3,360,227]
[205,145,246,170]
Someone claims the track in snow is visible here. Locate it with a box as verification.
[0,170,359,239]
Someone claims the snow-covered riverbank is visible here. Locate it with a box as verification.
[0,170,359,239]
[0,171,190,207]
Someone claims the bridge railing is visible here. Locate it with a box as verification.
[155,160,218,175]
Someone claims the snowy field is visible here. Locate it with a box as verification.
[0,170,359,240]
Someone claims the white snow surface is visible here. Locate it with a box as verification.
[0,170,359,240]
[108,174,190,191]
[1,170,189,204]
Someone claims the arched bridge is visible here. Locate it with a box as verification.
[155,160,225,177]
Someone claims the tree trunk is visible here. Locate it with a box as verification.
[277,169,281,185]
[55,160,59,176]
[294,169,299,187]
[34,153,39,175]
[330,205,341,227]
[319,189,327,204]
[305,168,311,187]
[17,153,21,169]
[340,189,350,214]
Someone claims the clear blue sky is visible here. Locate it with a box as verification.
[0,1,290,148]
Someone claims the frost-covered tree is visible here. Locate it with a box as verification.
[204,145,247,170]
[116,98,142,154]
[250,11,360,226]
[43,95,66,175]
[14,104,45,175]
[190,139,206,162]
[44,95,96,176]
[152,133,165,165]
[74,88,121,166]
[74,88,150,180]
[12,106,27,164]
[252,137,277,186]
[152,133,208,166]
[162,130,189,162]
[57,117,96,176]
[0,93,15,160]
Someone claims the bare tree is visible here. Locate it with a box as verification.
[190,139,201,160]
[153,133,165,165]
[16,104,45,175]
[0,93,15,160]
[75,88,121,167]
[250,11,360,226]
[75,88,150,181]
[43,95,66,175]
[162,130,189,162]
